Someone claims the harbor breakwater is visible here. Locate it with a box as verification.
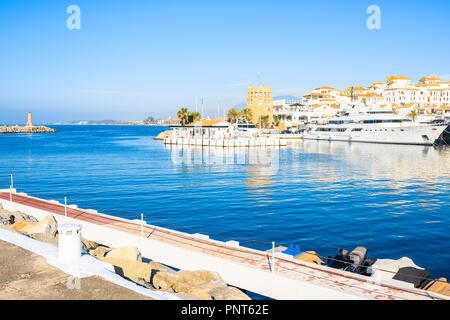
[0,126,56,134]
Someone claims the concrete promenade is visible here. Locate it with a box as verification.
[0,190,446,300]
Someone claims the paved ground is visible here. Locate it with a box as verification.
[0,239,153,300]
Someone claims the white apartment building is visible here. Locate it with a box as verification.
[300,75,450,123]
[273,99,316,129]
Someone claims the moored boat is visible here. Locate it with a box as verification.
[303,106,447,146]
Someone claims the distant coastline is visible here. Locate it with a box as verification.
[53,123,172,127]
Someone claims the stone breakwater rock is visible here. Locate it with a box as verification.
[152,270,251,300]
[81,238,99,253]
[89,246,112,258]
[0,206,37,227]
[154,130,173,140]
[105,246,142,262]
[9,211,39,224]
[12,214,58,237]
[0,126,57,134]
[87,245,251,300]
[102,257,176,284]
[208,286,251,300]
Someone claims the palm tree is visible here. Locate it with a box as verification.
[407,109,418,122]
[227,108,240,123]
[274,117,280,127]
[177,108,190,126]
[191,112,202,123]
[240,108,253,123]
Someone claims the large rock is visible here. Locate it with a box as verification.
[11,220,36,233]
[175,292,202,300]
[0,211,13,225]
[89,246,112,258]
[154,130,173,140]
[81,238,99,253]
[103,257,176,284]
[209,286,251,300]
[152,270,228,299]
[104,257,153,282]
[29,233,58,246]
[19,214,58,237]
[105,246,142,262]
[148,261,175,273]
[10,211,38,224]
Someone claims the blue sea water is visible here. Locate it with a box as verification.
[1,125,449,279]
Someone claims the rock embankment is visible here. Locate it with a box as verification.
[0,126,56,134]
[0,204,251,300]
[154,130,172,140]
[88,243,251,300]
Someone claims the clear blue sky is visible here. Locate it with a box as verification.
[1,0,449,124]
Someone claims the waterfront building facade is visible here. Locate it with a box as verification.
[247,86,274,128]
[273,99,314,130]
[301,75,450,123]
[171,119,235,139]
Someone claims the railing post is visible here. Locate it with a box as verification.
[272,241,276,273]
[141,214,144,239]
[9,174,13,202]
[64,197,67,217]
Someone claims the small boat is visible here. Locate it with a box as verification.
[276,244,450,297]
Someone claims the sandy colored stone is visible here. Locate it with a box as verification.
[105,246,142,262]
[11,214,58,239]
[154,130,172,140]
[89,246,112,258]
[0,211,12,225]
[152,269,227,299]
[81,238,99,251]
[9,211,38,224]
[188,286,213,300]
[103,257,152,282]
[175,292,202,300]
[102,257,176,284]
[26,215,58,237]
[28,233,58,246]
[177,270,226,288]
[208,286,251,300]
[148,261,176,273]
[11,220,34,233]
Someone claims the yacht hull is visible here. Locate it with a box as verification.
[302,125,447,146]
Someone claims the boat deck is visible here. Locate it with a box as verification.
[0,191,444,300]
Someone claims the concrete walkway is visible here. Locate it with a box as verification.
[0,238,153,300]
[0,192,445,300]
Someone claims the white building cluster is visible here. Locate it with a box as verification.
[274,76,450,130]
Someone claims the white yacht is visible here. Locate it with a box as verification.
[303,106,448,146]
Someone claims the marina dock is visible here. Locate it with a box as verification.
[163,138,287,147]
[0,189,447,300]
